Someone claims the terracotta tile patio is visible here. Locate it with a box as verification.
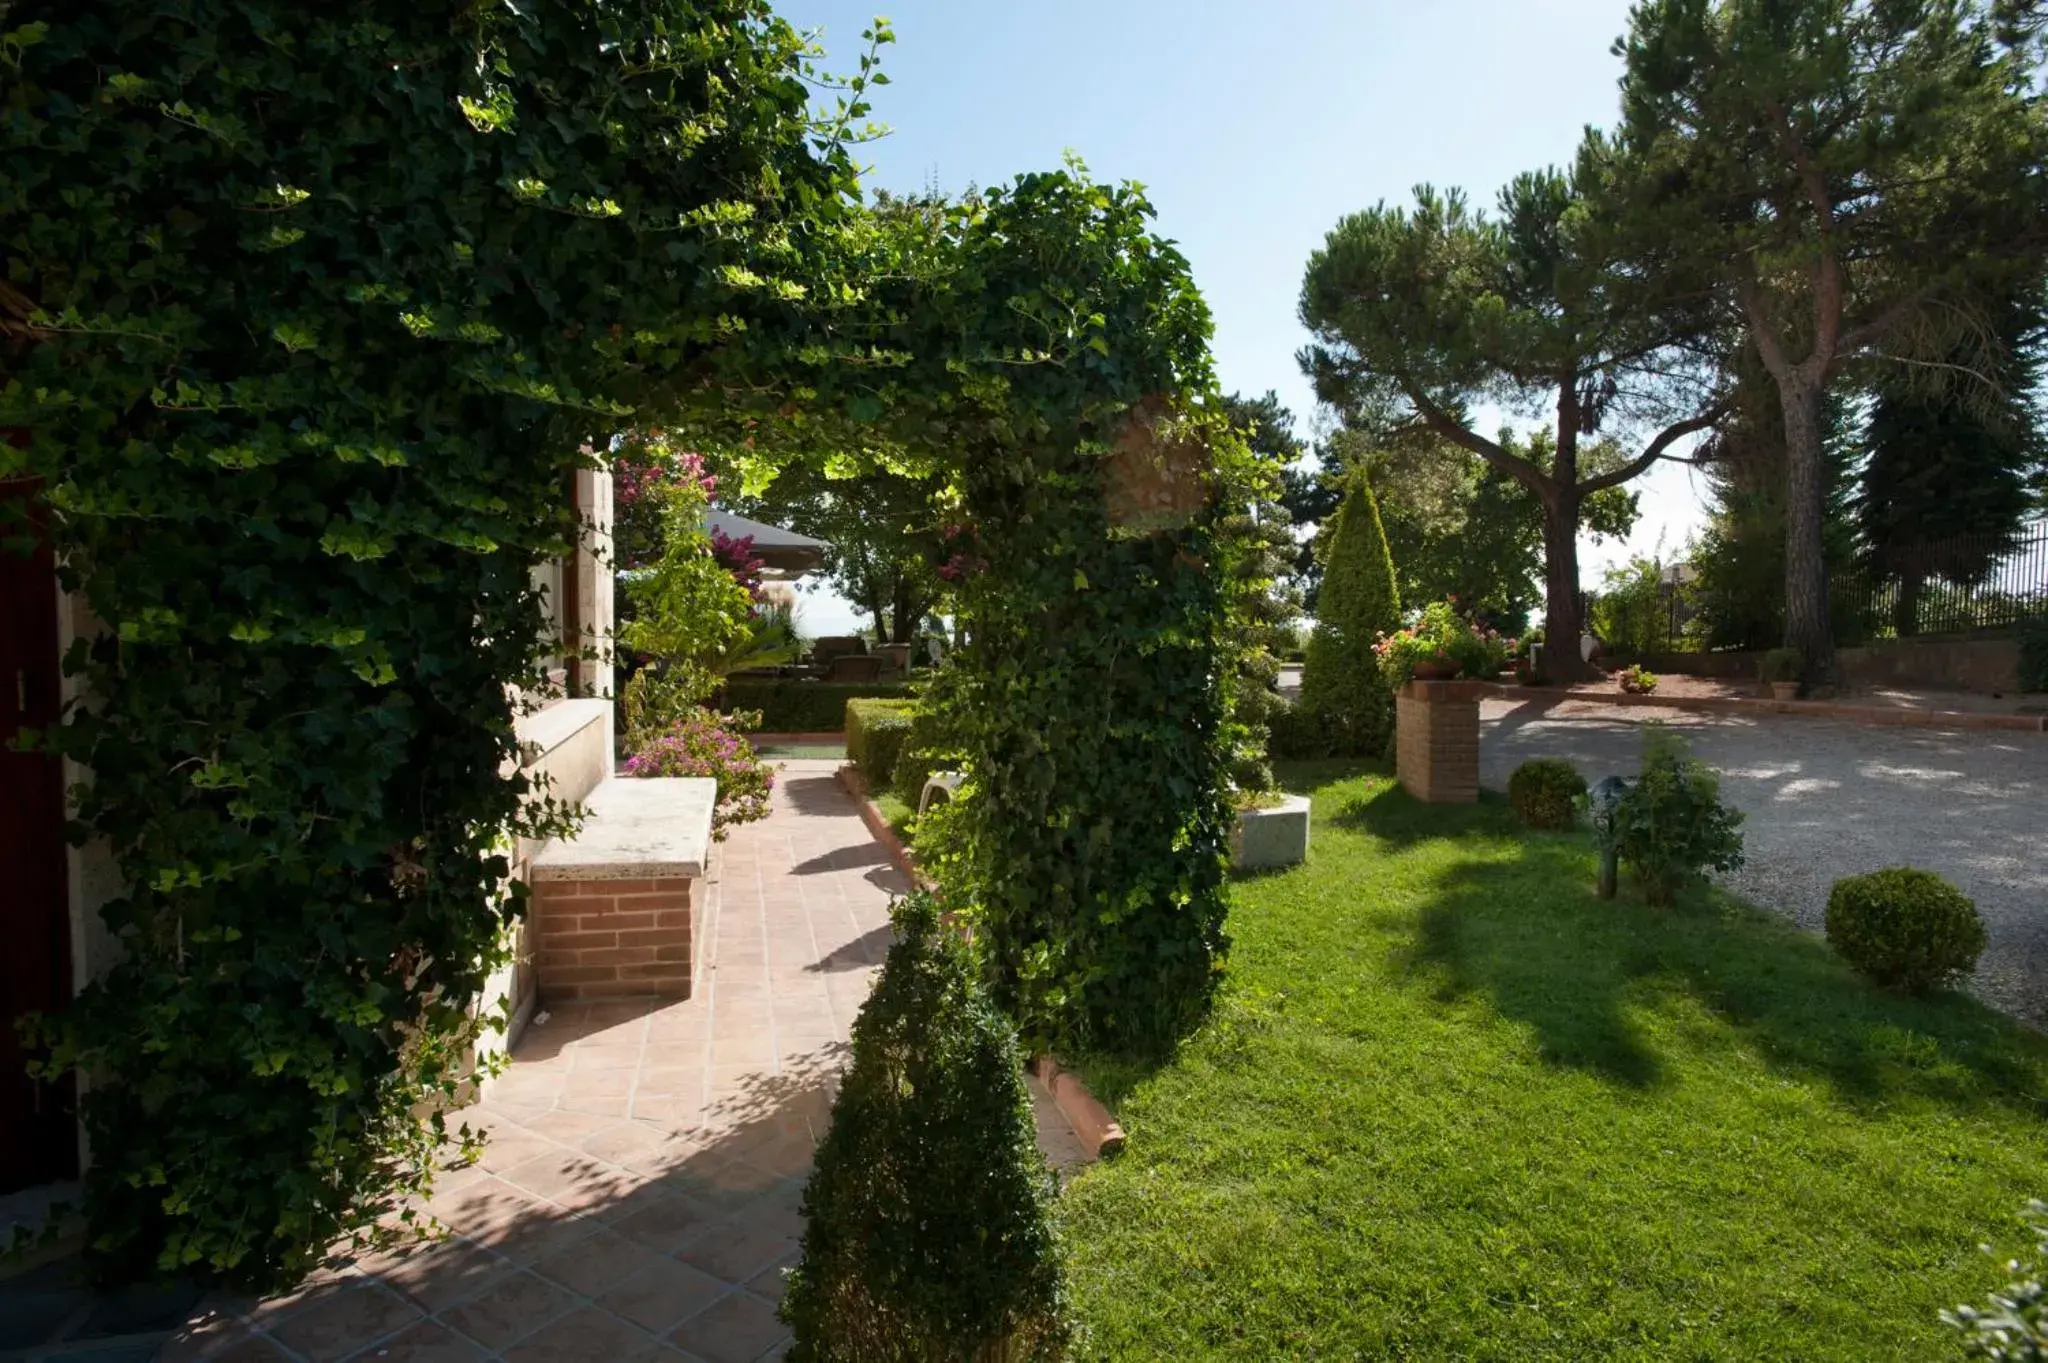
[6,758,1086,1362]
[172,760,901,1363]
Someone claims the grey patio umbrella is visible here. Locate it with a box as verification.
[703,510,830,578]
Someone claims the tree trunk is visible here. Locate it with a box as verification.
[1893,567,1922,639]
[1540,490,1595,682]
[862,584,887,643]
[1778,381,1835,683]
[889,576,918,644]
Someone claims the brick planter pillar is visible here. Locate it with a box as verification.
[1395,680,1487,804]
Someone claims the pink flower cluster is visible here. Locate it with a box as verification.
[614,440,716,512]
[623,707,775,839]
[709,528,767,600]
[935,521,985,581]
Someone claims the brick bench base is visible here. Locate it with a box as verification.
[527,775,716,1005]
[532,876,700,1003]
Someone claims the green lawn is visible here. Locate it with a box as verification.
[873,790,917,843]
[1060,764,2048,1361]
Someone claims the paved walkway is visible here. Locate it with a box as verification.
[6,759,1089,1363]
[1481,698,2048,1027]
[155,760,900,1363]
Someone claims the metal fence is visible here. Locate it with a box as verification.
[1832,520,2048,639]
[1599,520,2048,655]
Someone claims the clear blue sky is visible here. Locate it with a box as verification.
[775,0,1711,632]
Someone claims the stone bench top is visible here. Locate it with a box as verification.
[531,775,716,881]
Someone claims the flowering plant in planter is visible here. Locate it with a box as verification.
[1618,663,1660,695]
[623,706,775,839]
[1374,601,1514,687]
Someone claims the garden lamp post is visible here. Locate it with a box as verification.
[1588,775,1632,900]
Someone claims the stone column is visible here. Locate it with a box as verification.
[1395,680,1486,804]
[571,464,615,699]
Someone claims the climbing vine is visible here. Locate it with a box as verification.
[4,0,1245,1288]
[1,1,857,1287]
[729,172,1254,1055]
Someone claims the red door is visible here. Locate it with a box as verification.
[0,474,75,1192]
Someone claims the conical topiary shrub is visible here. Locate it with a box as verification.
[1298,475,1401,756]
[782,892,1072,1362]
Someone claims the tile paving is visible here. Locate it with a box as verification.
[6,762,900,1363]
[6,759,1088,1362]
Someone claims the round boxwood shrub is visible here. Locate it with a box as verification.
[1825,867,1987,993]
[782,892,1072,1360]
[1507,758,1586,830]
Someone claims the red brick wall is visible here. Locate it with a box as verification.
[531,876,697,1003]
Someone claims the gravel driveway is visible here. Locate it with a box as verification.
[1481,698,2048,1028]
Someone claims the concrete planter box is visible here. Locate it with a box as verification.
[1231,794,1312,870]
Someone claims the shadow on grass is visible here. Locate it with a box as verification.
[1392,827,2048,1114]
[1332,780,1513,848]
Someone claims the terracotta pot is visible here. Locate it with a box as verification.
[1411,662,1459,682]
[1769,681,1800,701]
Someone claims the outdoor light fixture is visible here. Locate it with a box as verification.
[1588,775,1632,900]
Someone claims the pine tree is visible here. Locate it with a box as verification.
[1689,355,1861,650]
[1607,0,2048,682]
[1298,476,1401,756]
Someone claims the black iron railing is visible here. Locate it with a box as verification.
[1597,520,2048,654]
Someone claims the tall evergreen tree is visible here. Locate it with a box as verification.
[1298,475,1401,756]
[1608,0,2048,681]
[1300,169,1723,681]
[1688,352,1861,650]
[1856,286,2047,635]
[1220,392,1306,792]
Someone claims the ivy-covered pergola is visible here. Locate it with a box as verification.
[3,0,1252,1287]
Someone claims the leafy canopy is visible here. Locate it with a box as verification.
[1300,169,1723,673]
[1606,0,2048,673]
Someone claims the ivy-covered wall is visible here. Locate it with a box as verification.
[1,0,848,1286]
[3,0,1246,1287]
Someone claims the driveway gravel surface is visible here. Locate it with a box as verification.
[1481,697,2048,1028]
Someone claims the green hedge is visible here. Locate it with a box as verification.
[724,679,913,733]
[889,705,959,805]
[846,699,918,789]
[1298,477,1400,757]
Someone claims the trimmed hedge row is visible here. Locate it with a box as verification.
[724,679,913,733]
[891,706,959,807]
[846,699,918,789]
